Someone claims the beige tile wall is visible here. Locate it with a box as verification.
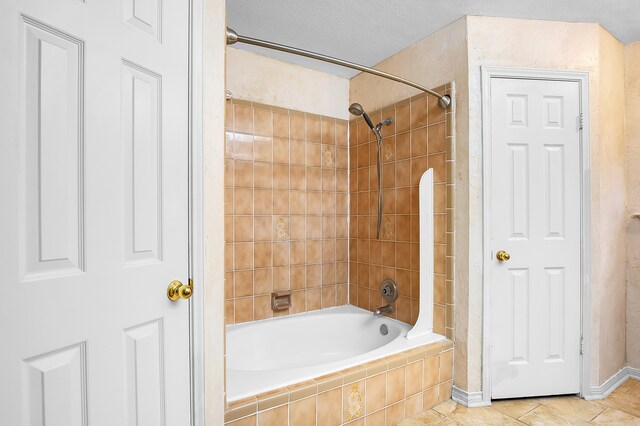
[224,340,454,426]
[348,86,455,338]
[224,100,349,324]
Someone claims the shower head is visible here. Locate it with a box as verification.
[348,103,374,130]
[348,103,364,116]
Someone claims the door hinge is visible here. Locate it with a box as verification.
[580,336,584,355]
[579,112,584,130]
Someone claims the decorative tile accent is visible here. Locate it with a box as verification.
[275,217,289,241]
[225,134,234,159]
[384,216,394,240]
[323,146,335,168]
[345,383,364,421]
[384,142,394,161]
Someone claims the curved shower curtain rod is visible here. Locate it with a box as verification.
[226,28,451,109]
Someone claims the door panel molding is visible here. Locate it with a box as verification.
[23,342,88,426]
[20,15,86,281]
[481,67,591,404]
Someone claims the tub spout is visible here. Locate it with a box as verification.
[374,304,393,317]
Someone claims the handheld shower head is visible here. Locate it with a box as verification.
[348,103,375,130]
[348,103,364,116]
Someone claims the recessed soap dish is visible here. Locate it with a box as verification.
[271,291,292,310]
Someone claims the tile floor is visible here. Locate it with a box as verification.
[400,378,640,425]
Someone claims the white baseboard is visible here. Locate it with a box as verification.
[452,386,491,407]
[459,366,640,405]
[583,366,638,400]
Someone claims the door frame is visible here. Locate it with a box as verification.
[188,0,205,424]
[480,67,591,404]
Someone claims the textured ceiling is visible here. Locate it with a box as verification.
[226,0,640,78]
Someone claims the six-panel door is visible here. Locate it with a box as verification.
[0,0,192,424]
[490,77,582,398]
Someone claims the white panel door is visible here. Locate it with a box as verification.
[0,0,191,424]
[489,77,582,398]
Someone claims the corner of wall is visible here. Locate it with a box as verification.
[203,0,227,422]
[595,26,627,385]
[625,41,640,370]
[349,15,472,392]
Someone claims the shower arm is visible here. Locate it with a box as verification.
[226,28,451,109]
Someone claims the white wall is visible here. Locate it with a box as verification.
[226,47,350,119]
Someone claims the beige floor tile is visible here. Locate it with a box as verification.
[405,381,640,426]
[590,407,640,425]
[491,399,540,419]
[519,405,590,425]
[396,410,458,425]
[535,396,605,422]
[628,381,640,397]
[599,392,640,418]
[615,379,639,395]
[434,402,523,425]
[432,401,457,416]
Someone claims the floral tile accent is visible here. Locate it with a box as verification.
[323,146,335,168]
[275,217,289,241]
[384,216,394,240]
[384,141,394,161]
[345,383,364,421]
[225,132,234,159]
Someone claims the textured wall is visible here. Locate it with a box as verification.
[467,16,627,388]
[224,100,349,323]
[226,48,350,119]
[466,16,600,391]
[625,41,640,369]
[596,27,627,383]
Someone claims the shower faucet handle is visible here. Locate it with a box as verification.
[380,279,398,303]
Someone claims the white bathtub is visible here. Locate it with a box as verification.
[226,304,445,402]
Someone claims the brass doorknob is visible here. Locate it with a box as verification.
[496,250,511,262]
[167,280,193,301]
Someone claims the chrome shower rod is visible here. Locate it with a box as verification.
[226,28,451,109]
